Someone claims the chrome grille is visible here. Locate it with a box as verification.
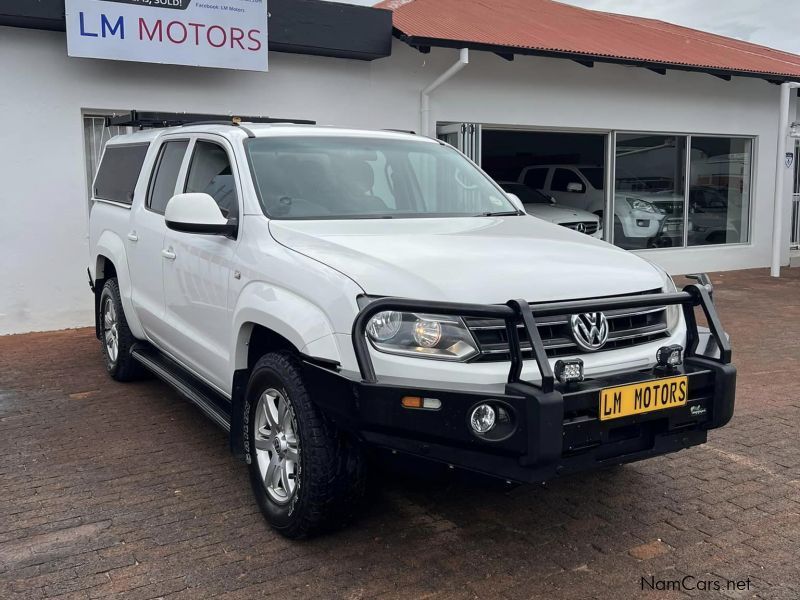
[561,221,599,235]
[465,289,670,362]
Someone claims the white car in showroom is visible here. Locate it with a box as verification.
[88,118,736,538]
[499,181,602,238]
[518,164,667,246]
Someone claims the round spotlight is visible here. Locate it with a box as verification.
[470,403,496,434]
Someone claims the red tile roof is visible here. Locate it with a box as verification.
[376,0,800,80]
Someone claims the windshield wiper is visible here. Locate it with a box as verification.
[477,211,520,217]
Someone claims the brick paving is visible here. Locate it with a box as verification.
[1,268,799,599]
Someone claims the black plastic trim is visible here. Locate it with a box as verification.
[131,345,231,432]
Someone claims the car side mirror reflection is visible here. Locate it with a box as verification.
[566,182,585,193]
[164,193,237,237]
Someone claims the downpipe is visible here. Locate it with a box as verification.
[420,48,469,137]
[771,82,800,277]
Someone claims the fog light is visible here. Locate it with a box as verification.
[636,219,650,227]
[554,358,584,384]
[656,344,683,368]
[470,404,496,433]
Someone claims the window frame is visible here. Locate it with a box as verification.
[180,136,242,232]
[611,131,756,250]
[145,138,190,215]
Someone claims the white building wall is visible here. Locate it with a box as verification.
[0,27,793,334]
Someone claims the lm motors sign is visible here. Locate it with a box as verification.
[65,0,268,71]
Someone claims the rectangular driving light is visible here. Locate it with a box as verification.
[554,359,584,384]
[656,344,683,369]
[401,396,442,410]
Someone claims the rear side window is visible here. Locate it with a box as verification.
[148,140,189,214]
[94,144,149,204]
[523,168,547,190]
[185,141,238,219]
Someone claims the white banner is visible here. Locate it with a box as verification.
[65,0,268,72]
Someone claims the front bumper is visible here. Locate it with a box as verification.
[304,354,734,483]
[304,283,735,483]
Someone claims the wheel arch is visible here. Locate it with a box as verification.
[92,230,146,339]
[231,283,342,372]
[229,284,346,461]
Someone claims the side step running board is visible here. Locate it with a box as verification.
[131,345,232,432]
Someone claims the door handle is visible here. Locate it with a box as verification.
[127,231,139,242]
[161,247,176,260]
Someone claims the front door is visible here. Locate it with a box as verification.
[162,137,240,393]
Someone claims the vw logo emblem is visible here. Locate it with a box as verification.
[575,223,587,233]
[570,312,609,351]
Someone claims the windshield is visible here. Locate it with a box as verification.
[499,182,552,204]
[246,136,516,219]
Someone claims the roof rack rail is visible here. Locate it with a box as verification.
[105,110,316,129]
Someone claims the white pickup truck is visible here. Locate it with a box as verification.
[88,120,736,538]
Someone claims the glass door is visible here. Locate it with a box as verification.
[437,123,482,165]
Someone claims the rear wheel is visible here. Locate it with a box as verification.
[98,278,144,381]
[246,352,366,538]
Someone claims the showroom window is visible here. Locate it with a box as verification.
[612,133,751,250]
[614,134,686,250]
[688,137,752,246]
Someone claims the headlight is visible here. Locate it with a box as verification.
[366,311,479,361]
[625,197,658,213]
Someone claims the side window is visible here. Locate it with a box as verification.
[94,144,149,204]
[147,140,189,214]
[551,168,583,192]
[523,168,547,190]
[185,141,238,219]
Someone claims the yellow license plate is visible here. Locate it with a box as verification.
[599,376,688,421]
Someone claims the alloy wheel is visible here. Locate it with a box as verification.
[254,388,300,504]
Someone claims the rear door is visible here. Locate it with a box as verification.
[127,136,189,345]
[161,136,240,392]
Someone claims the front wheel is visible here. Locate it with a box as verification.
[246,352,366,538]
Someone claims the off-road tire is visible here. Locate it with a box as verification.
[98,278,145,381]
[246,351,366,538]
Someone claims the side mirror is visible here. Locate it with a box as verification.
[505,192,526,213]
[566,182,585,193]
[164,193,236,237]
[549,195,557,205]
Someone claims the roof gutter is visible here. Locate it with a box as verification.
[420,48,469,137]
[771,82,800,277]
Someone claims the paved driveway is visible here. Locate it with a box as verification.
[1,269,799,599]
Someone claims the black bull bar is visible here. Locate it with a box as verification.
[351,283,732,388]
